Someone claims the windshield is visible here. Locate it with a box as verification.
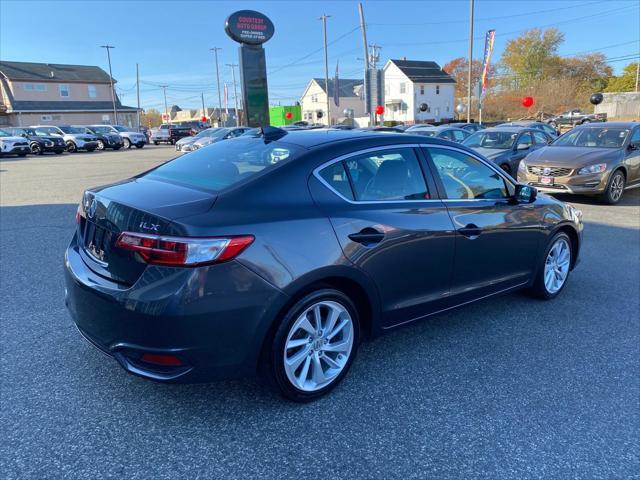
[463,130,518,149]
[0,129,10,137]
[145,138,303,192]
[91,126,115,134]
[196,128,223,139]
[113,126,129,132]
[60,126,90,134]
[552,127,629,148]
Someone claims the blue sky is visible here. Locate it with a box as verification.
[1,0,638,111]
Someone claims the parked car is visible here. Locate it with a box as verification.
[175,127,224,152]
[497,121,559,138]
[150,124,192,145]
[5,127,66,155]
[106,125,147,149]
[548,109,607,129]
[65,128,583,401]
[456,123,485,133]
[85,126,123,151]
[405,123,434,131]
[407,125,471,143]
[462,127,553,175]
[190,127,251,150]
[32,125,98,152]
[0,128,31,157]
[517,122,640,204]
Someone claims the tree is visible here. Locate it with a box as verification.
[140,108,162,127]
[605,62,639,92]
[443,57,487,100]
[500,28,564,87]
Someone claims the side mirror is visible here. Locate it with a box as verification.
[515,184,537,203]
[516,143,530,151]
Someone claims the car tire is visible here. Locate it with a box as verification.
[600,170,625,205]
[527,232,572,300]
[30,143,43,155]
[96,140,105,150]
[268,288,360,402]
[500,163,512,175]
[153,141,159,145]
[123,138,131,149]
[66,141,77,153]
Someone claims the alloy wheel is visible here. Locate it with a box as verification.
[543,238,570,294]
[97,140,105,150]
[283,300,354,392]
[31,143,41,155]
[609,173,624,202]
[123,138,131,149]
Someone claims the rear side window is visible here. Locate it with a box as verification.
[344,148,429,201]
[145,138,302,192]
[427,147,508,200]
[319,162,354,200]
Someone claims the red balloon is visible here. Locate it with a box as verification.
[522,96,534,108]
[375,105,385,115]
[200,116,207,122]
[285,112,293,119]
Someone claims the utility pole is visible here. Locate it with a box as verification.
[159,85,169,124]
[210,47,223,126]
[358,3,369,122]
[100,45,118,125]
[226,64,240,126]
[369,44,381,125]
[635,57,639,92]
[136,63,141,130]
[320,14,331,126]
[201,92,206,123]
[466,0,474,123]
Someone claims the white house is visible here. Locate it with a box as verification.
[300,78,365,125]
[383,59,456,124]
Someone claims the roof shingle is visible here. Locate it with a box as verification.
[388,59,455,84]
[312,78,363,97]
[0,61,114,83]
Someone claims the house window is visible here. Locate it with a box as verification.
[88,85,97,98]
[400,82,406,94]
[59,84,70,97]
[436,85,440,95]
[36,84,46,91]
[420,85,424,95]
[311,94,317,103]
[24,83,34,91]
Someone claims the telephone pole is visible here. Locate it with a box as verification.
[100,45,118,125]
[136,63,141,130]
[201,92,206,123]
[210,47,223,125]
[358,3,369,121]
[226,64,240,126]
[466,0,474,123]
[320,14,331,126]
[369,43,381,124]
[159,85,169,124]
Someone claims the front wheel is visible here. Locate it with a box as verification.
[600,170,625,205]
[66,141,77,153]
[123,138,131,149]
[527,232,572,300]
[268,289,360,402]
[30,143,43,155]
[96,140,105,150]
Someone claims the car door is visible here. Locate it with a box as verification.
[510,131,534,171]
[424,145,543,303]
[311,145,456,327]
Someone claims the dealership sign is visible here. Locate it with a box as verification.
[225,10,275,45]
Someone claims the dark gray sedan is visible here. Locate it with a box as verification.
[463,127,553,175]
[65,128,583,401]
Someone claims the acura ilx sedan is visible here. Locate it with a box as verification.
[65,128,583,401]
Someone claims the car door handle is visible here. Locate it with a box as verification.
[348,228,385,245]
[458,223,481,239]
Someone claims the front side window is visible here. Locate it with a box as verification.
[59,84,70,97]
[35,127,61,136]
[532,131,549,145]
[88,85,97,98]
[630,128,640,143]
[517,132,533,148]
[428,147,508,200]
[343,148,428,201]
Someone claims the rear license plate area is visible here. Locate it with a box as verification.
[83,220,112,264]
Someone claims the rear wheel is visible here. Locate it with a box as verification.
[528,232,572,300]
[600,170,625,205]
[268,289,360,402]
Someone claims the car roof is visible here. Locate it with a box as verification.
[489,126,529,132]
[573,121,637,129]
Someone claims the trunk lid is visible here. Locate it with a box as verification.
[78,178,216,285]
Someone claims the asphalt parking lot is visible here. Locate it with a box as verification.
[1,146,639,479]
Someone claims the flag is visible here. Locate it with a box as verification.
[223,82,229,114]
[480,29,496,100]
[333,60,340,107]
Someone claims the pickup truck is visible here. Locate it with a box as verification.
[150,124,192,145]
[548,109,607,128]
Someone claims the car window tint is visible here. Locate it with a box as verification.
[518,132,533,147]
[319,162,354,200]
[532,131,549,144]
[344,148,429,201]
[427,148,508,200]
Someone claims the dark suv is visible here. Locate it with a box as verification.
[65,129,583,401]
[5,127,66,155]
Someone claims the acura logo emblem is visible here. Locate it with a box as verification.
[87,199,97,219]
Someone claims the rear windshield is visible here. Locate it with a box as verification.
[552,127,629,148]
[144,137,304,192]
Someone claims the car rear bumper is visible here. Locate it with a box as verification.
[64,236,288,383]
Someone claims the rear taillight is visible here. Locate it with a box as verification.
[115,232,254,267]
